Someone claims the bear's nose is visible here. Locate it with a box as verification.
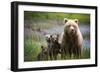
[70,26,74,31]
[71,29,74,32]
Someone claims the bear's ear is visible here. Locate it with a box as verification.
[74,19,78,24]
[41,46,45,50]
[64,18,68,24]
[50,35,52,38]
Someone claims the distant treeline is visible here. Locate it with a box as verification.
[24,11,90,23]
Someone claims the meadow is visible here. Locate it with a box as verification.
[24,11,90,62]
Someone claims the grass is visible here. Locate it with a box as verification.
[24,39,47,62]
[24,39,90,62]
[24,28,90,61]
[81,48,90,59]
[24,40,41,61]
[24,11,90,24]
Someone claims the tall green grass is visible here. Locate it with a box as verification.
[24,39,90,62]
[24,40,41,61]
[81,48,90,59]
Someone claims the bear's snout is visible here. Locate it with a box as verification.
[69,26,76,34]
[71,29,74,32]
[70,26,74,31]
[71,29,75,33]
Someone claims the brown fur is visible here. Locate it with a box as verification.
[60,18,83,59]
[46,34,61,60]
[37,46,49,61]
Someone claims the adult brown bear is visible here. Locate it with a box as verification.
[59,18,83,59]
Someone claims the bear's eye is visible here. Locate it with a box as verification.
[68,25,71,27]
[73,25,77,28]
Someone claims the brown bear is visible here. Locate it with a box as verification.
[37,46,49,61]
[45,34,61,60]
[59,18,83,59]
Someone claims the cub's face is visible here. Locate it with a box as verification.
[50,34,59,43]
[64,18,79,36]
[45,34,59,43]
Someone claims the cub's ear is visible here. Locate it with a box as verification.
[74,19,78,24]
[41,46,43,49]
[41,46,45,50]
[64,18,68,24]
[50,35,53,38]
